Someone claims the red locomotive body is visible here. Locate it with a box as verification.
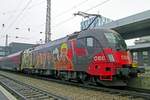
[0,29,143,86]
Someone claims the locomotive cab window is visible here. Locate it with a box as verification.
[86,37,101,55]
[87,37,93,47]
[104,32,127,50]
[77,38,86,48]
[86,37,100,48]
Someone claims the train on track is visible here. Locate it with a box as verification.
[0,28,144,86]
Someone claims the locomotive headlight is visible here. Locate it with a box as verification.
[108,54,115,62]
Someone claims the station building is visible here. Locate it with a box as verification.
[0,46,9,57]
[128,37,150,67]
[9,42,34,54]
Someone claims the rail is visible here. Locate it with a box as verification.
[1,70,150,100]
[0,74,68,100]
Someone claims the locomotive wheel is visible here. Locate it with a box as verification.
[79,73,90,85]
[94,77,103,86]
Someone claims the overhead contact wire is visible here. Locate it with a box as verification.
[3,0,33,34]
[53,0,111,28]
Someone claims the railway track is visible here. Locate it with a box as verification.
[23,74,150,100]
[0,70,149,100]
[39,76,150,100]
[0,74,67,100]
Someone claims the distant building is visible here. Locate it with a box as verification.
[0,42,35,57]
[0,46,9,57]
[9,42,35,54]
[80,16,112,30]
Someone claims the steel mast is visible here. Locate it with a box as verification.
[45,0,51,43]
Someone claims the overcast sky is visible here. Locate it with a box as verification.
[0,0,150,46]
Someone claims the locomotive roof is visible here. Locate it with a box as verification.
[33,36,68,51]
[26,28,114,52]
[79,28,117,36]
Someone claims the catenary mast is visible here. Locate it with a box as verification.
[45,0,51,43]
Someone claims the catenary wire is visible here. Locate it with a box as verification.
[0,0,23,34]
[3,0,33,34]
[52,0,111,28]
[54,0,90,18]
[84,0,111,12]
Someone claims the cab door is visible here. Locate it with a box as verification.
[68,35,102,70]
[68,37,88,71]
[76,37,102,67]
[75,38,88,66]
[68,38,76,64]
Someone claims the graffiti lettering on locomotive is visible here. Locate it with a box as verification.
[21,50,33,69]
[35,53,47,69]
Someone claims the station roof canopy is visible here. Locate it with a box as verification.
[101,10,150,39]
[128,43,150,50]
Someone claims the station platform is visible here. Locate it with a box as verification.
[0,85,17,100]
[128,67,150,90]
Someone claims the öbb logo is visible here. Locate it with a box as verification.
[121,55,128,60]
[94,56,105,61]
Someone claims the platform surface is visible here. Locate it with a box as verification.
[0,91,9,100]
[128,67,150,89]
[0,85,17,100]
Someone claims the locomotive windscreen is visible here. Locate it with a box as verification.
[104,32,127,50]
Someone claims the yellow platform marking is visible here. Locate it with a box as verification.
[0,85,17,100]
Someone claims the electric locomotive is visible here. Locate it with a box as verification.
[19,28,141,86]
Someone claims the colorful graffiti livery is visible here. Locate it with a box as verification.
[0,29,144,86]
